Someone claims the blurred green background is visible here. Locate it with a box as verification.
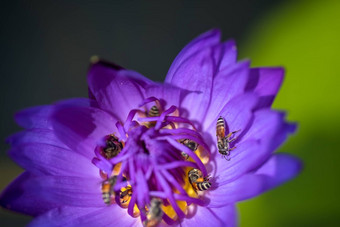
[238,0,340,226]
[1,0,339,226]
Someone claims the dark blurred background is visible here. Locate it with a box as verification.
[1,0,339,226]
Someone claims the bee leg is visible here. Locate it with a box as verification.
[225,132,233,139]
[228,137,237,143]
[226,130,240,139]
[232,129,241,133]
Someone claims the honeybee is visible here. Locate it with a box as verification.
[216,116,238,160]
[143,198,163,227]
[144,105,160,128]
[120,186,132,208]
[180,139,198,160]
[188,168,211,192]
[101,176,118,205]
[148,105,160,118]
[102,134,123,159]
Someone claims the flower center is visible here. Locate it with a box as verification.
[92,97,212,226]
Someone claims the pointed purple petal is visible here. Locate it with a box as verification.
[6,129,68,150]
[206,174,264,208]
[213,140,261,183]
[88,62,151,121]
[166,29,221,83]
[206,153,302,208]
[255,153,303,184]
[51,105,118,159]
[15,105,53,129]
[26,176,103,207]
[0,172,58,216]
[212,40,237,73]
[171,47,214,122]
[211,108,295,185]
[203,61,250,125]
[14,98,95,130]
[240,109,296,158]
[204,93,258,135]
[8,143,98,177]
[245,67,284,108]
[202,93,258,155]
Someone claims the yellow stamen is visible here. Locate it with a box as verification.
[162,200,187,220]
[196,146,210,165]
[113,162,122,175]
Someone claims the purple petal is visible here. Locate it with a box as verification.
[88,62,151,121]
[165,29,221,83]
[211,40,237,73]
[15,105,53,129]
[206,153,302,208]
[240,109,296,157]
[0,172,57,216]
[212,110,295,184]
[206,174,264,208]
[171,47,215,123]
[26,176,103,207]
[28,206,141,227]
[203,61,250,125]
[255,153,303,184]
[213,140,261,183]
[180,204,237,227]
[145,83,190,110]
[92,157,113,176]
[202,93,258,154]
[245,67,284,108]
[6,128,68,150]
[8,143,98,177]
[204,93,258,135]
[14,98,95,130]
[51,105,118,159]
[270,116,297,153]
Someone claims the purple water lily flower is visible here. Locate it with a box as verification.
[0,29,301,227]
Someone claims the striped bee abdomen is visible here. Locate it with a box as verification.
[102,192,111,205]
[148,105,160,117]
[101,182,113,205]
[216,116,226,139]
[197,181,211,191]
[101,176,118,205]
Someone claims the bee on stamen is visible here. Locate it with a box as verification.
[148,105,160,118]
[188,168,211,193]
[180,139,198,160]
[144,105,160,128]
[143,198,163,227]
[216,116,239,161]
[119,186,132,208]
[102,134,123,159]
[101,176,118,205]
